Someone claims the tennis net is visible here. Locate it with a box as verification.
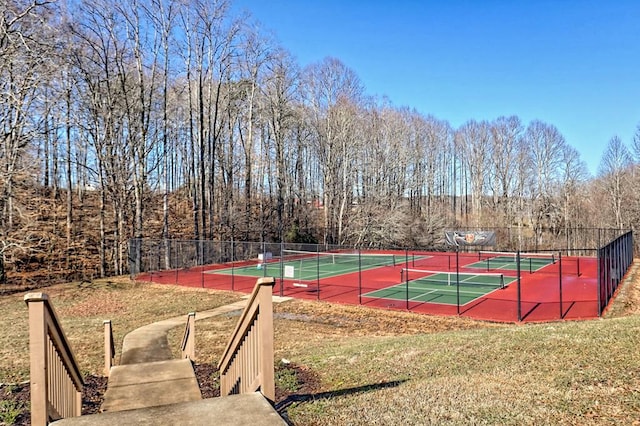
[281,249,397,267]
[478,251,556,264]
[401,268,506,289]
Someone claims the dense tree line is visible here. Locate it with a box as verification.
[0,0,637,282]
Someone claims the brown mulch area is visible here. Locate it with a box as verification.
[194,362,220,399]
[0,382,30,426]
[194,360,321,423]
[82,375,108,415]
[275,362,321,403]
[0,375,107,426]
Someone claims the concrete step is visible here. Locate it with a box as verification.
[51,392,286,426]
[101,358,202,412]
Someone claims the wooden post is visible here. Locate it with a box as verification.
[104,320,114,376]
[25,293,48,426]
[217,277,276,403]
[25,292,84,424]
[258,278,275,403]
[181,312,196,361]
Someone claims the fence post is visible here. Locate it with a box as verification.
[358,250,362,306]
[517,251,522,322]
[316,246,321,301]
[455,249,460,315]
[280,241,284,297]
[558,253,563,319]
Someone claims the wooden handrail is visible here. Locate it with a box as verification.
[218,277,276,403]
[25,293,84,425]
[181,312,196,360]
[104,320,115,376]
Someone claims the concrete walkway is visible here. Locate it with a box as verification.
[118,301,251,365]
[102,300,253,412]
[52,295,290,425]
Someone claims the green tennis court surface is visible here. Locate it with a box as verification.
[363,271,517,305]
[209,252,426,281]
[466,252,556,272]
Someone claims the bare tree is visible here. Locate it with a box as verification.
[420,114,452,222]
[178,0,243,245]
[261,47,302,241]
[598,135,632,228]
[69,0,143,275]
[630,123,640,162]
[524,120,566,246]
[558,145,590,251]
[489,116,523,226]
[112,0,166,272]
[302,57,364,244]
[143,0,177,268]
[455,120,491,226]
[233,25,272,240]
[0,0,58,276]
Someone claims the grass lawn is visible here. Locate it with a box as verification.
[2,263,640,425]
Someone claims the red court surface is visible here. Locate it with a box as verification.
[138,250,603,323]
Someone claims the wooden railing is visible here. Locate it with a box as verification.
[181,312,196,360]
[218,277,276,403]
[103,320,115,376]
[24,293,84,425]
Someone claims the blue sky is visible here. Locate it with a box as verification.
[232,0,640,176]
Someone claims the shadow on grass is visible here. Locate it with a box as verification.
[276,379,408,424]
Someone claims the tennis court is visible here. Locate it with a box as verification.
[209,250,425,282]
[363,269,517,305]
[135,236,622,322]
[466,251,557,273]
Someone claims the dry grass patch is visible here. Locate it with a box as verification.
[282,314,640,425]
[183,298,503,367]
[605,260,640,317]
